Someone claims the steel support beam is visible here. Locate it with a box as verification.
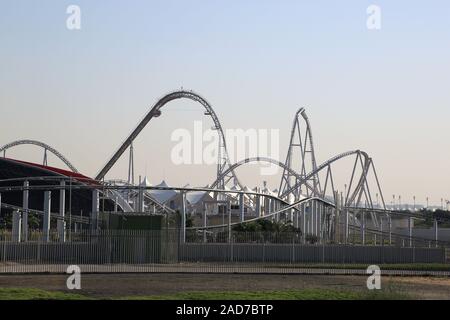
[91,189,99,230]
[12,210,21,242]
[434,219,438,248]
[180,192,186,244]
[361,211,365,245]
[43,191,51,242]
[408,217,413,247]
[58,180,66,242]
[239,193,245,222]
[22,181,29,242]
[228,201,232,243]
[203,205,207,243]
[388,214,392,245]
[255,195,261,217]
[344,209,349,244]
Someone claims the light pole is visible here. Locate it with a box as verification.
[392,194,395,210]
[413,196,416,212]
[426,197,429,210]
[398,195,401,210]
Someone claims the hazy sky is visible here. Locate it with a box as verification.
[1,1,449,205]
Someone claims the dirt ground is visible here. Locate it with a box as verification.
[0,273,449,299]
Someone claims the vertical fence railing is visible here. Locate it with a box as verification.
[0,229,448,273]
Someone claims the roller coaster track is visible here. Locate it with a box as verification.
[0,91,387,233]
[0,139,78,173]
[188,196,335,230]
[95,90,242,190]
[93,90,385,215]
[280,150,368,200]
[279,108,321,200]
[209,156,315,194]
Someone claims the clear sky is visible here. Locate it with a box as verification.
[1,0,449,206]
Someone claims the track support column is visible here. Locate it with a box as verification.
[344,209,349,244]
[57,180,66,242]
[22,181,29,242]
[361,211,365,245]
[255,194,261,217]
[228,200,232,244]
[180,192,186,244]
[138,176,144,212]
[91,189,99,230]
[203,204,207,243]
[302,204,306,243]
[239,193,244,222]
[434,219,438,247]
[43,191,51,242]
[12,210,22,242]
[388,214,392,245]
[408,217,413,247]
[380,217,383,246]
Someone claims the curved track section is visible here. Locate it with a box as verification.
[209,156,315,194]
[279,108,321,199]
[279,150,369,200]
[96,90,241,189]
[0,139,78,173]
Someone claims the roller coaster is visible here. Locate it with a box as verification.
[0,89,447,247]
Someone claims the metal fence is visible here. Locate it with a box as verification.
[0,230,447,274]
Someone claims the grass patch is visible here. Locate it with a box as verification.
[121,288,413,300]
[0,287,413,301]
[0,288,91,300]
